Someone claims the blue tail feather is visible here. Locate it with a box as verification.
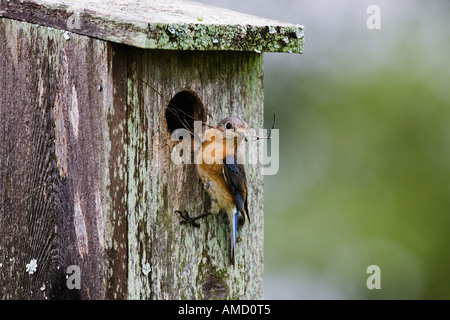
[230,210,239,265]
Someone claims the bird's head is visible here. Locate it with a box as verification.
[216,116,248,142]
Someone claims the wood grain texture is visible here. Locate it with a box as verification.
[126,49,264,299]
[0,17,264,300]
[0,0,304,53]
[0,18,127,299]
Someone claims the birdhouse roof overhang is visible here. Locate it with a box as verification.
[0,0,304,54]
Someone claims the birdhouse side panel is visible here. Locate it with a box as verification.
[0,18,128,299]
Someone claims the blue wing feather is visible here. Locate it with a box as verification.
[222,155,250,223]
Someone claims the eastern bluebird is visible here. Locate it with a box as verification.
[176,116,250,265]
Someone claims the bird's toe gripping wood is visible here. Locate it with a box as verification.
[175,209,202,228]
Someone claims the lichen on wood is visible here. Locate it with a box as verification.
[126,49,264,299]
[146,22,304,53]
[0,0,304,53]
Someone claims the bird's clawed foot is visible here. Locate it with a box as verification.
[175,209,201,228]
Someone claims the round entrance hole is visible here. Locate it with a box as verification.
[165,91,206,136]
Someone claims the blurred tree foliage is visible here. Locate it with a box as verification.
[263,60,450,299]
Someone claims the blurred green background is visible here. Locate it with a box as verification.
[200,0,450,299]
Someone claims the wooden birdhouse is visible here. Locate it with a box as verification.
[0,0,304,299]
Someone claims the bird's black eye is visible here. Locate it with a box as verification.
[226,122,232,129]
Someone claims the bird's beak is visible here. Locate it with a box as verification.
[236,130,248,142]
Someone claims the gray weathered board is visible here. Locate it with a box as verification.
[0,0,305,53]
[0,0,303,299]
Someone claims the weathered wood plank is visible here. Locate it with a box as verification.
[104,43,129,299]
[0,18,127,299]
[0,0,304,53]
[125,49,264,299]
